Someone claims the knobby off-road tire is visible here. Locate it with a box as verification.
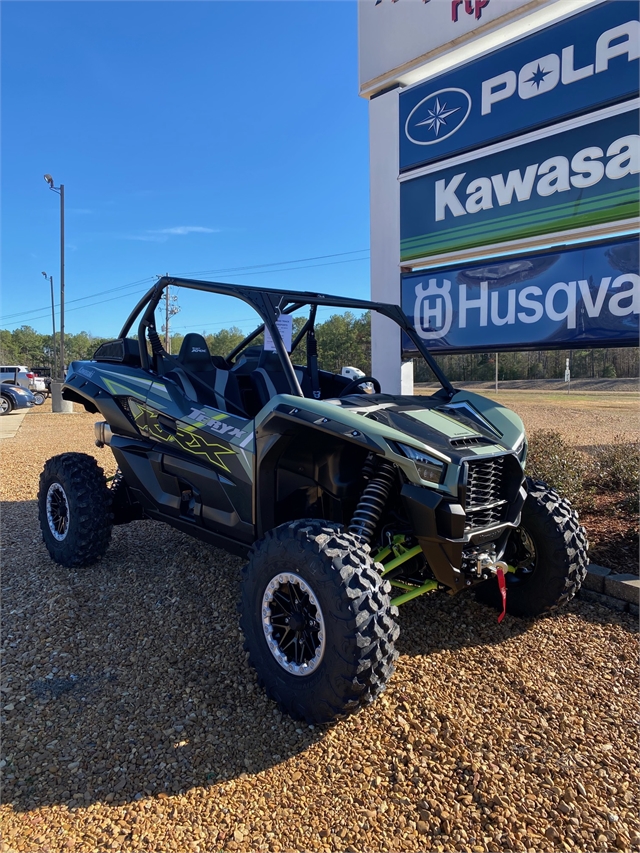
[38,452,113,567]
[240,519,400,724]
[476,478,588,617]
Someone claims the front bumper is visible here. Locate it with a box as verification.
[401,471,527,593]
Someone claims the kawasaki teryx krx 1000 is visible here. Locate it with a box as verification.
[39,277,588,723]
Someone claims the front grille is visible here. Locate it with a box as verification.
[464,456,508,530]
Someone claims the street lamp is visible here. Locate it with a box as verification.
[43,174,65,378]
[41,271,57,379]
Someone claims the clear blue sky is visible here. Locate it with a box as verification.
[1,1,370,338]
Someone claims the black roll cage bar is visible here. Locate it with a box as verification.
[118,276,454,398]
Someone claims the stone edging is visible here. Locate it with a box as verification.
[579,564,639,616]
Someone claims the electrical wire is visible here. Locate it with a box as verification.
[2,250,370,327]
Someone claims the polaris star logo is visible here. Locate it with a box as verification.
[405,88,472,146]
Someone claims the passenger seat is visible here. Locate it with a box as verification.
[251,350,313,408]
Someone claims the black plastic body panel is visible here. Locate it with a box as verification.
[108,435,254,551]
[401,479,526,592]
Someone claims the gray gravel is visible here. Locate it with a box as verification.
[1,405,638,852]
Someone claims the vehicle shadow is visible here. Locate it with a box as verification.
[2,499,635,812]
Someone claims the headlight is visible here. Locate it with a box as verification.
[513,433,527,462]
[396,442,446,485]
[12,387,28,395]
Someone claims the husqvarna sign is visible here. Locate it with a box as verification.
[401,238,639,353]
[399,1,639,171]
[400,102,639,264]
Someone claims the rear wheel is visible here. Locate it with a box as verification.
[33,391,46,405]
[38,452,113,567]
[0,395,14,415]
[476,478,588,617]
[240,519,399,724]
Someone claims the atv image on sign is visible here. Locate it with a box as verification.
[38,277,588,724]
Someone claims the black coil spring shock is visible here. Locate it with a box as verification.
[349,459,396,544]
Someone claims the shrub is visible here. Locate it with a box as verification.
[589,434,640,493]
[525,430,593,511]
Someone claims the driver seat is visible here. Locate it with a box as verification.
[171,333,245,416]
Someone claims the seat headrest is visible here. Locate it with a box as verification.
[179,333,212,369]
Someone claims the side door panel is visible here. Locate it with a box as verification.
[133,378,255,541]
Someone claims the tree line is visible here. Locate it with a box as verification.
[1,317,636,380]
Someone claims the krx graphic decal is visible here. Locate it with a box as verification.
[130,401,236,471]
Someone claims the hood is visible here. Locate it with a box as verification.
[327,389,524,458]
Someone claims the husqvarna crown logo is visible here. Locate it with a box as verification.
[414,279,453,340]
[405,88,472,146]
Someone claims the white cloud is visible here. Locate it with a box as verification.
[149,226,220,236]
[123,234,168,243]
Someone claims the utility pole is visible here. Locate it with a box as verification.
[43,175,65,378]
[60,183,65,377]
[161,282,180,353]
[41,272,57,379]
[43,174,72,412]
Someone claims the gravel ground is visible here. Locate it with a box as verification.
[1,403,639,852]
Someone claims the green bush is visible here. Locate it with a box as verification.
[525,430,593,511]
[589,434,640,493]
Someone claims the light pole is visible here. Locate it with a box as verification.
[44,174,64,378]
[41,271,57,379]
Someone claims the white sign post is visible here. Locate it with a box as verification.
[565,357,571,393]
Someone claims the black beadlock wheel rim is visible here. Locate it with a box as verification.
[46,482,70,541]
[261,572,326,676]
[507,526,537,584]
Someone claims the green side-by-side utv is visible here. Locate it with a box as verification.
[39,277,588,723]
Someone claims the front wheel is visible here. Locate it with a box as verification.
[240,519,399,724]
[38,452,113,567]
[33,391,46,405]
[0,395,14,415]
[476,478,588,617]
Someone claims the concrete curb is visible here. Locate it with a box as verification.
[579,564,640,616]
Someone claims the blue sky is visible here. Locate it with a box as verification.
[1,1,370,338]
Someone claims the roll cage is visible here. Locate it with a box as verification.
[118,276,455,398]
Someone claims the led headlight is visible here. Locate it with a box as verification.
[397,442,445,485]
[513,433,528,463]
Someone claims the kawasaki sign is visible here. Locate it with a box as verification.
[400,103,638,264]
[399,0,639,171]
[401,238,639,354]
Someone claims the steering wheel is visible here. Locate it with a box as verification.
[339,376,381,396]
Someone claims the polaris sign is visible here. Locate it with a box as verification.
[400,104,639,264]
[401,239,639,355]
[399,1,639,171]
